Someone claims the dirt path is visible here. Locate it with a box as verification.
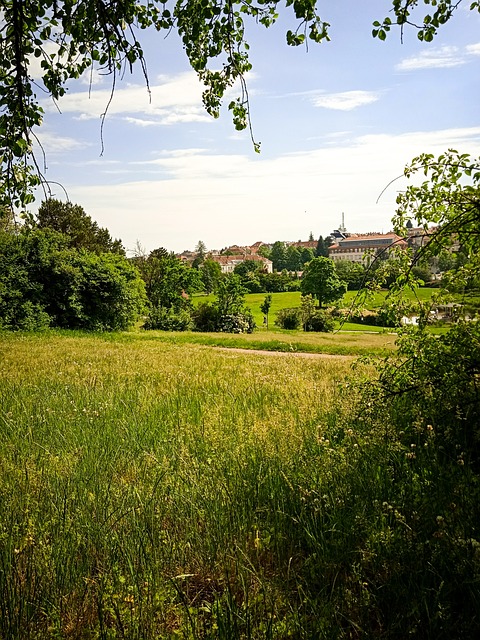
[216,347,355,360]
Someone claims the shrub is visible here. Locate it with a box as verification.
[275,307,301,330]
[0,300,51,331]
[191,302,220,332]
[218,312,255,334]
[303,309,335,332]
[143,306,192,331]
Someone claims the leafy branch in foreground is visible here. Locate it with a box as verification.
[0,0,328,212]
[373,0,478,43]
[1,1,478,215]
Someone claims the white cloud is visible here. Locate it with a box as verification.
[466,42,480,56]
[33,130,87,154]
[311,90,380,111]
[41,72,208,124]
[396,45,466,71]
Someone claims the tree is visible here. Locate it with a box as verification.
[35,199,125,254]
[285,245,302,272]
[216,273,248,316]
[1,1,477,212]
[301,256,347,308]
[133,248,201,310]
[300,247,315,266]
[335,260,367,291]
[260,294,272,329]
[0,0,331,210]
[201,258,222,294]
[392,150,480,290]
[0,226,146,330]
[270,241,287,272]
[192,240,207,268]
[315,236,329,258]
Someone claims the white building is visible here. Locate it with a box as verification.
[329,233,407,264]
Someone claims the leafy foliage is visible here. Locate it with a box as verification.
[133,248,201,310]
[301,256,347,307]
[0,0,330,210]
[143,306,193,331]
[373,0,479,43]
[200,257,222,294]
[0,227,146,330]
[300,294,335,332]
[274,306,301,330]
[35,198,125,254]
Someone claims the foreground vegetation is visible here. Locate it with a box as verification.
[0,328,478,638]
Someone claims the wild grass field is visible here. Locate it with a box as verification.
[0,331,477,638]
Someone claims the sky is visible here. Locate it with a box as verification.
[29,0,480,254]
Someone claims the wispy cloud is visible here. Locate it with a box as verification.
[311,90,380,111]
[466,42,480,56]
[33,130,87,154]
[41,72,209,125]
[396,44,479,71]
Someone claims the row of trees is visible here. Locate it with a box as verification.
[256,236,331,271]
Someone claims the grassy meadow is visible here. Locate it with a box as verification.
[1,330,477,638]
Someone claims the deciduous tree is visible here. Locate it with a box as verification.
[301,256,346,308]
[1,1,477,211]
[35,198,125,254]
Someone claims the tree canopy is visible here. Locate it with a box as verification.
[36,198,125,254]
[1,0,477,213]
[301,256,347,307]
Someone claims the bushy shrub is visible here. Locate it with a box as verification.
[275,307,301,330]
[191,302,220,332]
[143,306,192,331]
[303,309,335,332]
[0,300,51,331]
[0,229,147,331]
[218,312,255,334]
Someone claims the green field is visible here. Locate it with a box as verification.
[0,332,357,638]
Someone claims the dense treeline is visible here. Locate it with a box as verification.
[0,202,147,331]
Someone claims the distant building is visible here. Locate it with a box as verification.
[406,226,438,249]
[329,232,407,264]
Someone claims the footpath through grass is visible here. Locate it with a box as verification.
[126,326,397,357]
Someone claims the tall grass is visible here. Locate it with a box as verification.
[0,332,477,638]
[0,332,356,638]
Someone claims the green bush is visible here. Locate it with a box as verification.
[0,228,146,331]
[303,309,335,332]
[143,306,192,331]
[275,307,301,330]
[191,302,220,332]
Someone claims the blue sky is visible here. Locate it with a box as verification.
[30,0,480,254]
